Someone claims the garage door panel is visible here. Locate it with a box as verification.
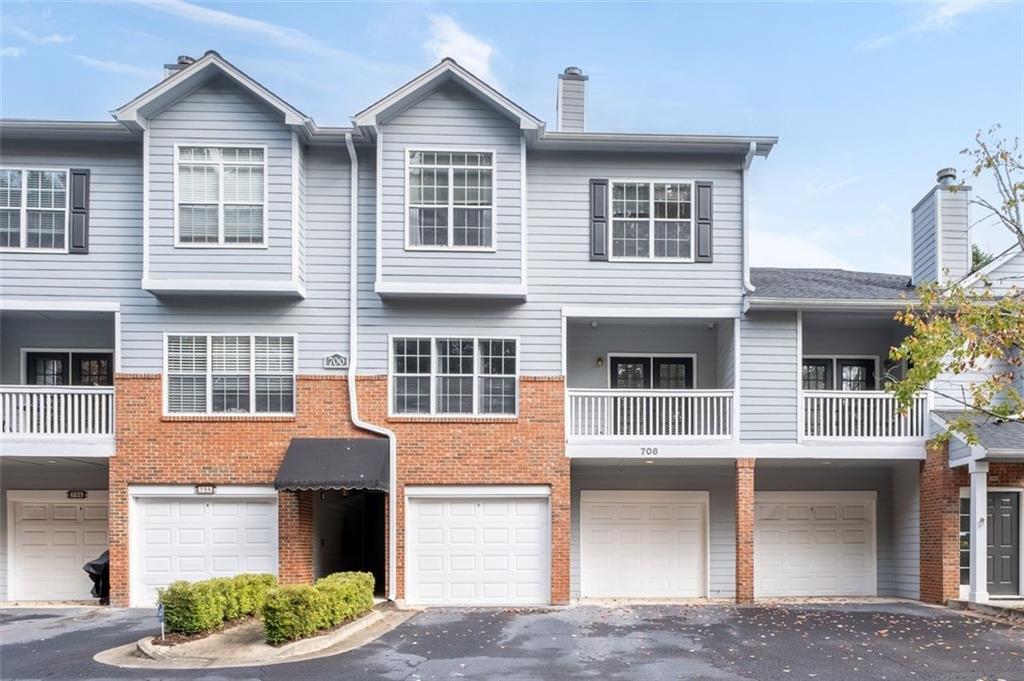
[134,496,278,606]
[581,492,706,599]
[755,492,876,598]
[407,494,549,606]
[10,499,108,601]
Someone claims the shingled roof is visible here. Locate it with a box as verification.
[750,268,915,301]
[933,411,1024,455]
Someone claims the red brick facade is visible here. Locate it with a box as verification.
[356,374,571,605]
[734,458,756,604]
[110,374,367,606]
[919,440,1024,604]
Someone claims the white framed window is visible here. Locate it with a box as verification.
[174,145,267,247]
[610,181,694,261]
[0,168,69,251]
[406,150,495,250]
[165,333,295,415]
[390,336,517,416]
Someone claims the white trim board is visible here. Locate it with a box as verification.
[404,485,550,498]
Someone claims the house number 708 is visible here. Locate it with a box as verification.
[639,447,659,456]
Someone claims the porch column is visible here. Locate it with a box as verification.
[968,461,989,603]
[735,457,756,603]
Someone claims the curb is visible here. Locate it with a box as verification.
[135,609,387,664]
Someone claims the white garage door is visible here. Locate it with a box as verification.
[133,494,278,606]
[406,489,549,606]
[755,491,876,597]
[10,496,108,600]
[581,491,707,599]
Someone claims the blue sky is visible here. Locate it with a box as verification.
[2,1,1021,273]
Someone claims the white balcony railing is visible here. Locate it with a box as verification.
[568,389,734,440]
[803,391,928,440]
[0,385,115,437]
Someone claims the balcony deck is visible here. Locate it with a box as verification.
[0,385,115,457]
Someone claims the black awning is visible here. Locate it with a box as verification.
[274,437,389,492]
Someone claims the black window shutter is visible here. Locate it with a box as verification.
[695,181,713,262]
[589,179,608,261]
[68,168,90,254]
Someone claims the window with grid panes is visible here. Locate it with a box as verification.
[177,147,265,245]
[0,168,68,250]
[166,334,294,414]
[408,151,494,248]
[611,181,694,260]
[391,337,517,415]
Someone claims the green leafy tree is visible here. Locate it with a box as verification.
[888,126,1023,441]
[971,244,994,272]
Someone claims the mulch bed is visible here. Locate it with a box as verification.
[150,615,258,646]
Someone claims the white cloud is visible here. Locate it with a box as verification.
[750,229,854,269]
[136,0,349,60]
[857,1,994,50]
[74,55,161,80]
[804,175,861,196]
[1,46,25,57]
[6,25,72,44]
[424,15,498,85]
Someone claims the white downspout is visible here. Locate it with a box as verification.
[741,141,757,297]
[344,132,398,602]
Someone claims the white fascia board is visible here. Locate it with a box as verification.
[567,441,926,460]
[930,411,990,463]
[405,485,550,498]
[0,437,114,458]
[113,52,311,130]
[374,280,527,301]
[957,246,1022,289]
[142,278,306,298]
[561,305,740,319]
[744,297,913,311]
[352,59,542,130]
[0,299,120,312]
[128,484,277,498]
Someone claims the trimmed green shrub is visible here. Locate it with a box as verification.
[158,580,225,635]
[262,572,375,644]
[263,585,326,645]
[158,573,277,635]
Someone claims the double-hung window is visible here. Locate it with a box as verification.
[176,146,266,246]
[610,181,693,260]
[166,334,295,414]
[407,151,494,249]
[391,336,517,416]
[0,168,68,250]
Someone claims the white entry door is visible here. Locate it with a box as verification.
[580,491,707,599]
[406,488,550,606]
[133,494,278,606]
[755,491,877,597]
[9,494,109,600]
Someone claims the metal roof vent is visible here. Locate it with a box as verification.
[937,167,957,186]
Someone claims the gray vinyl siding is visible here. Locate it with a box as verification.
[565,320,722,389]
[911,190,937,285]
[557,77,586,132]
[1,139,351,375]
[147,75,295,282]
[379,80,523,285]
[717,322,736,389]
[939,189,970,282]
[932,356,1013,411]
[755,463,898,596]
[977,250,1024,295]
[1,459,109,600]
[740,311,798,442]
[891,461,920,600]
[948,438,974,464]
[0,312,116,384]
[570,463,737,599]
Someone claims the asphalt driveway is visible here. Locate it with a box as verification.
[1,601,1022,680]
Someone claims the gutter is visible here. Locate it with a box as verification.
[741,141,757,298]
[744,297,914,311]
[344,132,398,603]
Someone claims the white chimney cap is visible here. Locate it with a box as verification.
[937,168,957,186]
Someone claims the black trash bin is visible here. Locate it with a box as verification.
[82,551,109,605]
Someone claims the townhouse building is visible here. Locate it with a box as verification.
[1,53,1021,609]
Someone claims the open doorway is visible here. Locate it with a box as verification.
[312,490,385,595]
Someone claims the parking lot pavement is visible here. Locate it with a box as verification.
[2,601,1022,680]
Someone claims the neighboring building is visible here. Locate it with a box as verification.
[0,52,1020,608]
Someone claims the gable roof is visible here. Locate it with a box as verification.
[933,410,1024,456]
[957,244,1023,289]
[747,268,915,309]
[113,50,312,132]
[353,58,543,131]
